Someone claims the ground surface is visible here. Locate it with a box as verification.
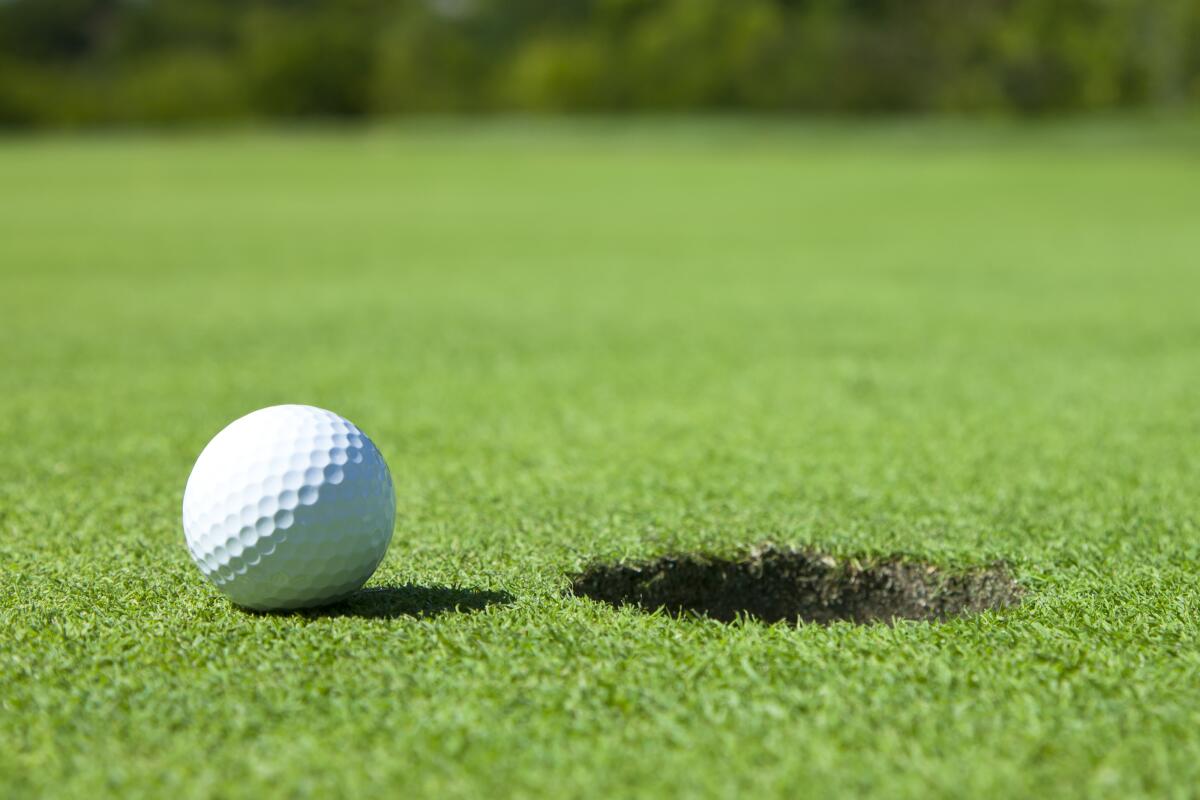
[1,119,1198,799]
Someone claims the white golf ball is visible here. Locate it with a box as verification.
[182,404,395,611]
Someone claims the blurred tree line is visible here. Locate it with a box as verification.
[1,0,1199,125]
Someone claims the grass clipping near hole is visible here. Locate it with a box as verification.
[570,545,1023,625]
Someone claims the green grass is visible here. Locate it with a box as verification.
[2,118,1199,799]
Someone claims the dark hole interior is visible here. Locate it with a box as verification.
[570,546,1023,625]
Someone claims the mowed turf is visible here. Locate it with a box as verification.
[2,120,1199,798]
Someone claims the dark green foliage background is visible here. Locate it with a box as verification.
[3,0,1200,125]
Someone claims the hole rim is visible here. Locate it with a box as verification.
[569,544,1024,626]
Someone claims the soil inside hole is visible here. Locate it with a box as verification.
[570,545,1023,625]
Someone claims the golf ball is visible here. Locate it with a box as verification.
[182,404,395,611]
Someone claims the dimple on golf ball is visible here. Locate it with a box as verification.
[182,404,396,611]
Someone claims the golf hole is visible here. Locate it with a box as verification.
[570,545,1022,625]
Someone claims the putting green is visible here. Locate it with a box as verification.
[2,119,1198,798]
